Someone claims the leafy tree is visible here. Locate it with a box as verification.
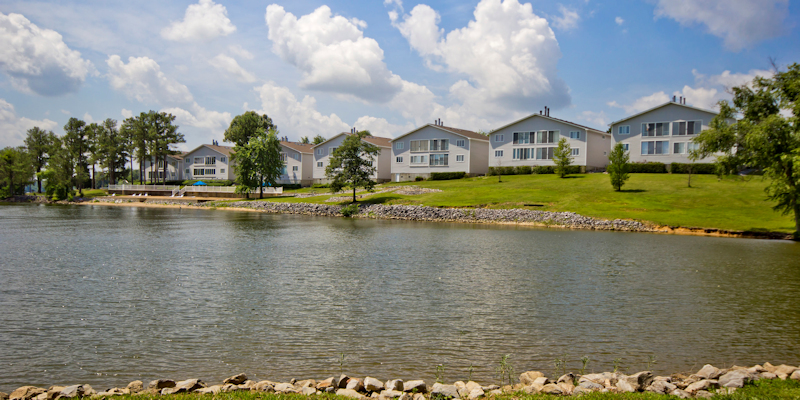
[96,118,127,185]
[233,128,283,199]
[299,136,310,144]
[145,111,184,183]
[693,63,800,238]
[312,134,326,145]
[607,143,631,191]
[23,126,55,193]
[325,131,380,202]
[224,111,276,147]
[0,146,34,197]
[121,113,149,183]
[85,122,101,189]
[63,117,89,196]
[553,137,573,178]
[40,136,74,200]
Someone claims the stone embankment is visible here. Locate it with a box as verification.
[3,363,799,400]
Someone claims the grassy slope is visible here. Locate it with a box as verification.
[253,174,794,233]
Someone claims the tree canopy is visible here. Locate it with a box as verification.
[553,137,573,178]
[312,134,326,145]
[607,143,631,191]
[325,131,380,202]
[233,128,283,199]
[0,147,33,197]
[24,126,55,193]
[224,111,276,147]
[694,63,800,238]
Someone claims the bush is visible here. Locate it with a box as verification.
[415,176,425,181]
[533,166,555,174]
[515,165,532,175]
[312,183,330,188]
[182,179,233,186]
[340,203,359,217]
[669,163,717,174]
[430,172,466,180]
[280,184,302,190]
[629,162,667,173]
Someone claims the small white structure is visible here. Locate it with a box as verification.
[182,144,235,181]
[142,153,187,182]
[312,132,393,184]
[609,98,719,164]
[279,141,315,186]
[390,120,489,182]
[489,109,611,171]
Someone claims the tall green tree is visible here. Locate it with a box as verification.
[234,128,283,199]
[145,111,184,183]
[325,131,380,203]
[23,126,55,193]
[63,117,89,196]
[85,122,101,189]
[120,113,149,183]
[224,111,276,147]
[96,118,127,185]
[299,136,310,144]
[693,63,800,238]
[607,143,631,191]
[312,134,326,145]
[0,147,34,197]
[40,136,74,200]
[553,137,573,178]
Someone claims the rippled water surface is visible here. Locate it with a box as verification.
[1,204,799,391]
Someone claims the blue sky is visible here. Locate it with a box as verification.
[1,0,797,151]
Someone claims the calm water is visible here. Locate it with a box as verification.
[1,204,799,391]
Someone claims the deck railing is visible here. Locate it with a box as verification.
[107,184,180,191]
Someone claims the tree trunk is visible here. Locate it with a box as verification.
[130,157,134,183]
[92,163,96,189]
[795,203,800,241]
[36,166,42,193]
[138,157,143,184]
[353,187,356,203]
[163,155,167,184]
[259,178,263,199]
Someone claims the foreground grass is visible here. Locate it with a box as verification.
[248,174,793,234]
[90,379,800,400]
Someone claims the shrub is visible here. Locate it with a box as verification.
[311,183,330,188]
[532,166,555,174]
[628,162,667,173]
[182,179,234,186]
[515,165,532,175]
[340,203,359,217]
[280,184,302,190]
[430,172,466,180]
[669,163,717,174]
[415,176,425,181]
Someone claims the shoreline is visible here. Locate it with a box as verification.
[67,197,795,240]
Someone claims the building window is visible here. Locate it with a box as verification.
[396,156,403,163]
[536,147,555,160]
[641,141,670,155]
[281,166,287,175]
[410,140,429,152]
[622,143,629,151]
[293,154,300,161]
[571,148,580,156]
[157,160,164,168]
[184,159,191,165]
[395,142,404,149]
[429,154,448,166]
[185,169,190,175]
[494,150,503,157]
[220,156,227,162]
[569,131,580,139]
[618,125,630,135]
[642,122,671,137]
[221,169,225,174]
[673,142,700,154]
[675,120,702,136]
[513,132,531,145]
[280,153,287,162]
[292,166,298,171]
[536,130,559,144]
[329,147,338,155]
[513,148,530,160]
[193,168,204,176]
[205,156,216,165]
[456,155,464,162]
[494,134,504,142]
[194,157,203,164]
[317,162,323,167]
[410,155,428,164]
[456,139,465,147]
[430,139,449,151]
[205,168,216,175]
[316,148,324,155]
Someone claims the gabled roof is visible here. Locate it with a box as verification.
[281,141,314,154]
[490,113,608,137]
[311,132,393,149]
[609,101,719,126]
[184,143,234,157]
[391,124,489,142]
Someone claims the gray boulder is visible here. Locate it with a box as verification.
[685,379,718,393]
[403,380,427,393]
[379,390,404,399]
[431,383,459,399]
[645,380,676,394]
[254,381,275,392]
[317,378,335,390]
[719,370,755,388]
[274,383,299,393]
[364,377,384,392]
[346,379,364,392]
[125,381,143,394]
[695,390,714,398]
[296,380,316,388]
[148,380,176,390]
[792,370,800,381]
[302,387,317,395]
[557,373,575,384]
[696,364,724,380]
[531,377,549,391]
[336,375,351,389]
[9,387,46,400]
[1,392,8,400]
[540,384,562,395]
[615,379,635,393]
[670,388,692,399]
[386,380,404,392]
[467,388,483,400]
[58,386,83,399]
[337,388,366,400]
[518,371,544,386]
[196,385,222,395]
[224,373,248,385]
[577,380,603,391]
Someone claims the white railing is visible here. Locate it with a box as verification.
[107,184,180,191]
[183,186,283,194]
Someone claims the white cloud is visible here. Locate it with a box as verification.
[692,68,773,89]
[393,0,571,116]
[578,110,608,127]
[255,81,350,138]
[0,12,94,96]
[552,5,580,31]
[60,109,71,115]
[209,54,256,83]
[654,0,789,51]
[266,4,404,103]
[83,112,95,124]
[0,98,58,147]
[608,91,670,114]
[161,0,236,42]
[121,109,132,119]
[384,0,403,9]
[228,44,254,60]
[162,102,232,131]
[106,55,194,104]
[615,16,624,25]
[353,115,414,138]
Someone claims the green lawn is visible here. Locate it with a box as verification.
[248,174,794,233]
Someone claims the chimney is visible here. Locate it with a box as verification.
[539,110,542,115]
[684,97,687,105]
[673,95,676,102]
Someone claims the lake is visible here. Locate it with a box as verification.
[1,203,799,392]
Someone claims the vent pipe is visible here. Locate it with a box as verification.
[673,95,676,102]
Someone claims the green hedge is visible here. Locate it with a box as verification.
[429,172,467,180]
[629,163,667,173]
[487,165,582,175]
[311,183,330,188]
[280,184,302,190]
[669,163,717,174]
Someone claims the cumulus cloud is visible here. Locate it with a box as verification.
[0,99,58,147]
[161,0,236,42]
[578,110,608,128]
[0,12,94,96]
[121,109,133,119]
[615,16,624,25]
[209,54,256,83]
[106,55,194,104]
[392,0,571,116]
[265,4,404,103]
[228,44,254,60]
[162,102,232,130]
[255,81,350,138]
[552,5,580,31]
[654,0,789,51]
[608,91,670,114]
[354,115,414,138]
